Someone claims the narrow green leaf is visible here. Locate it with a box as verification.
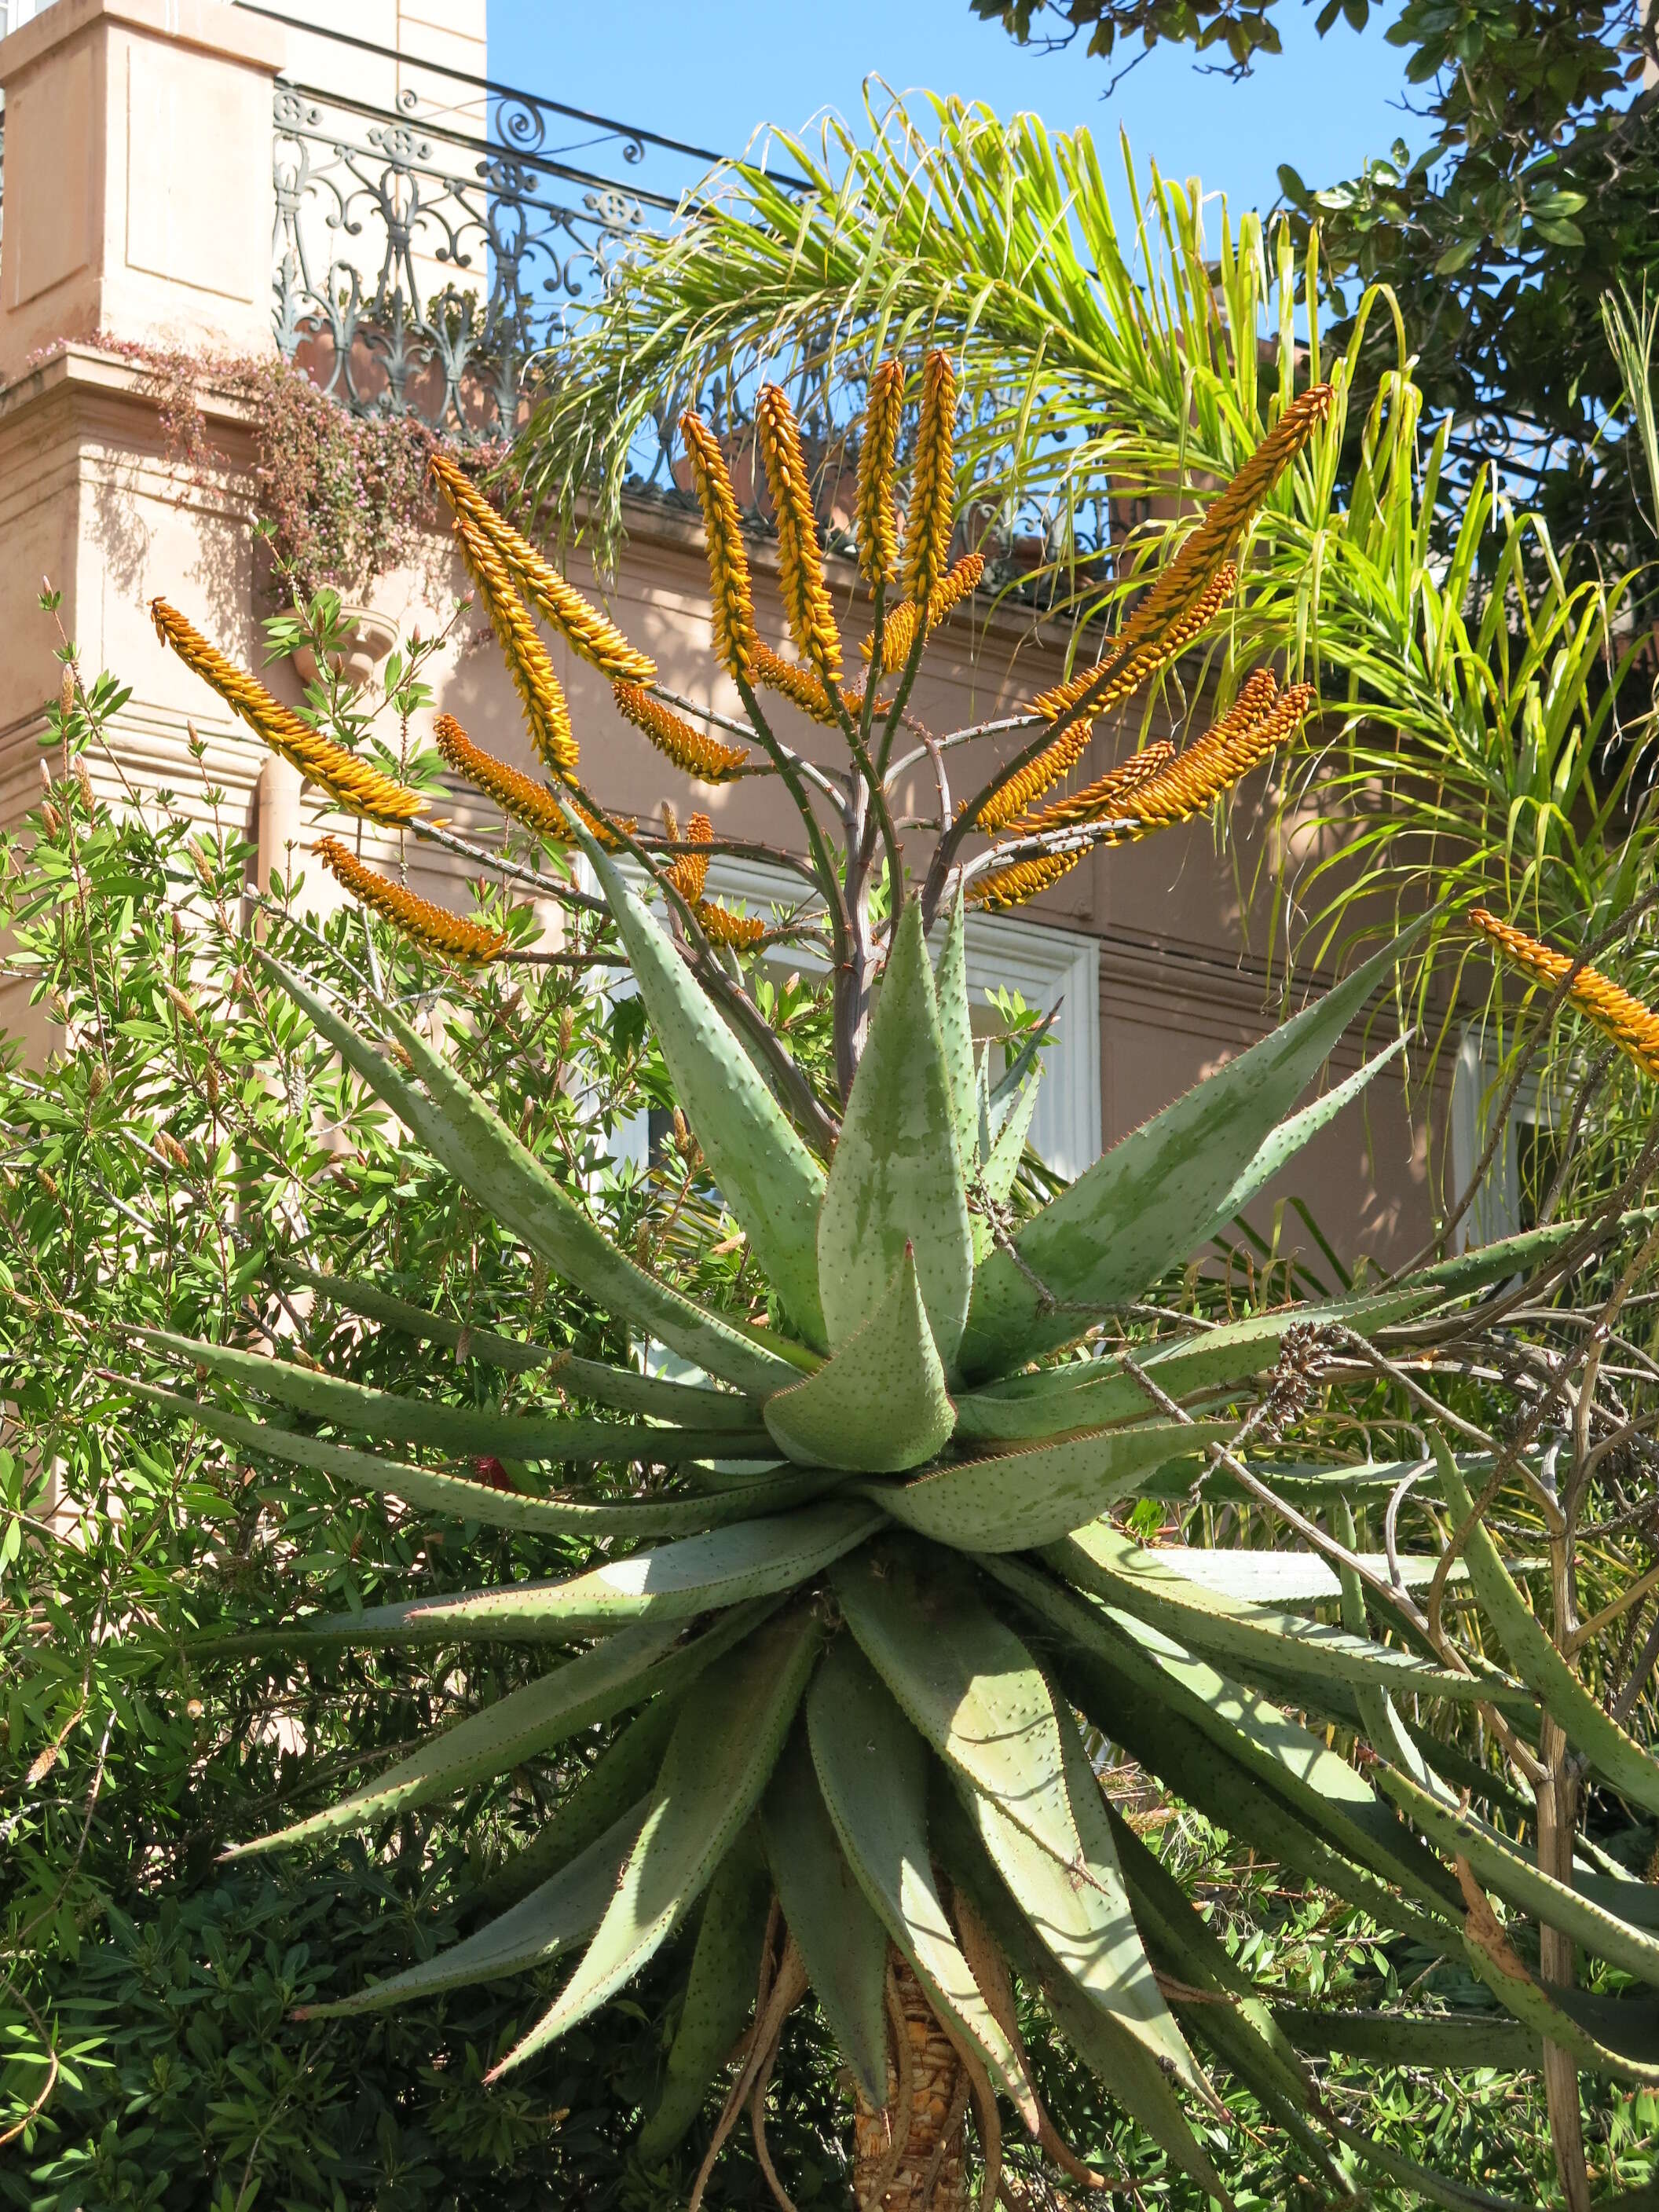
[584,842,827,1346]
[760,1727,889,2107]
[1199,1035,1408,1244]
[292,1500,885,1646]
[819,900,973,1365]
[230,1612,760,1858]
[637,1826,773,2157]
[484,1693,686,1908]
[1461,1888,1659,2087]
[1056,1522,1529,1712]
[301,1802,646,2017]
[1438,1442,1659,1816]
[132,1378,815,1537]
[867,1420,1225,1552]
[491,1606,822,2077]
[764,1247,953,1472]
[959,923,1425,1379]
[284,1259,762,1426]
[257,952,792,1398]
[979,1071,1038,1210]
[932,889,978,1176]
[1273,2005,1535,2070]
[805,1637,1038,2128]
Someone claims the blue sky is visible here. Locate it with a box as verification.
[489,0,1426,229]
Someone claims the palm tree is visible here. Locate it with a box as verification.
[130,361,1659,2212]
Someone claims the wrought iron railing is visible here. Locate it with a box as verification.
[263,13,718,444]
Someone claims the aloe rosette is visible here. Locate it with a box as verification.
[132,361,1659,2212]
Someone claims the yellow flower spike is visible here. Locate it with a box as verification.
[680,411,758,686]
[903,350,958,610]
[433,713,573,844]
[751,643,887,727]
[967,847,1086,913]
[1468,910,1659,1079]
[662,811,713,903]
[1012,740,1178,836]
[862,553,987,670]
[314,835,509,964]
[428,452,655,685]
[448,510,579,782]
[1111,679,1311,835]
[611,683,750,784]
[973,720,1097,833]
[149,599,423,828]
[755,383,842,686]
[1115,386,1332,657]
[695,898,768,950]
[856,359,905,587]
[1028,563,1240,723]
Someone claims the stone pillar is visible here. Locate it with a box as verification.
[0,0,287,383]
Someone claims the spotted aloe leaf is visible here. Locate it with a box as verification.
[490,1606,822,2078]
[818,899,973,1365]
[763,1246,953,1472]
[1199,1032,1409,1246]
[483,1694,687,1910]
[257,951,792,1399]
[932,888,978,1174]
[958,922,1426,1379]
[584,839,828,1346]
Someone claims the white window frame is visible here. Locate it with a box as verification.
[581,854,1101,1183]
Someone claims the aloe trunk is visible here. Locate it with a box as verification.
[853,1957,971,2212]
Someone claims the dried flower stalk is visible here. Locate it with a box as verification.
[613,683,750,782]
[429,452,654,683]
[756,384,841,684]
[681,412,758,684]
[149,598,422,826]
[1468,910,1659,1079]
[856,359,905,586]
[315,834,508,963]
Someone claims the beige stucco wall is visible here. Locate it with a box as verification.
[0,0,1437,1273]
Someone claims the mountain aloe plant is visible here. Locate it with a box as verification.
[133,361,1659,2212]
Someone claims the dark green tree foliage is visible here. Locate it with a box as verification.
[974,0,1659,553]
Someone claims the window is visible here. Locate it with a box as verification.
[1449,1024,1557,1249]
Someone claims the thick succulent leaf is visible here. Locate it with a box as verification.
[636,1825,774,2157]
[819,901,973,1364]
[1200,1034,1409,1244]
[302,1801,646,2016]
[1376,1763,1659,1987]
[1577,1872,1659,1932]
[833,1545,1207,2090]
[987,1557,1461,1920]
[958,923,1424,1379]
[231,1613,758,1858]
[805,1636,1038,2128]
[956,1287,1430,1443]
[760,1727,890,2107]
[1461,1881,1659,2087]
[1324,2120,1537,2212]
[584,841,827,1346]
[285,1259,761,1426]
[1409,1206,1654,1298]
[932,1788,1232,2206]
[491,1606,822,2078]
[1141,1544,1460,1606]
[485,1693,687,1908]
[932,889,978,1175]
[1273,2005,1534,2069]
[1083,1658,1448,1945]
[989,1003,1058,1121]
[258,953,793,1398]
[866,1420,1225,1552]
[1055,1523,1529,1712]
[979,1072,1039,1210]
[763,1248,954,1472]
[1438,1445,1659,1815]
[291,1500,885,1646]
[135,1380,819,1538]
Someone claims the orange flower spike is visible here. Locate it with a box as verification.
[695,898,768,950]
[680,411,758,685]
[863,553,986,670]
[314,835,509,964]
[903,350,958,610]
[433,713,573,843]
[428,452,654,684]
[661,811,713,903]
[973,721,1097,833]
[1014,741,1179,836]
[967,847,1086,914]
[612,683,749,783]
[150,598,422,827]
[856,359,905,587]
[755,383,841,686]
[1028,563,1240,723]
[448,511,579,782]
[1468,910,1659,1079]
[1116,680,1311,833]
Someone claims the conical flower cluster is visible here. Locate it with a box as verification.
[313,835,507,963]
[1469,907,1659,1078]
